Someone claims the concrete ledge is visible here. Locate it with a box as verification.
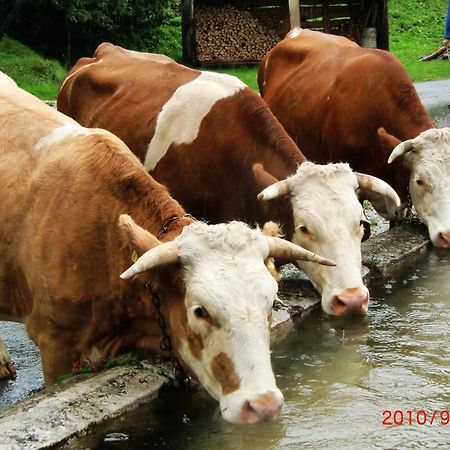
[0,366,166,450]
[0,222,431,448]
[361,222,430,275]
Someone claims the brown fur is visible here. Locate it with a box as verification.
[258,28,436,206]
[0,80,194,382]
[57,43,304,240]
[211,352,241,395]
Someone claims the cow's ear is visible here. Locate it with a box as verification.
[119,214,160,256]
[377,127,401,160]
[252,163,279,192]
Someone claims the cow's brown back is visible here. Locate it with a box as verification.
[259,28,435,204]
[58,43,304,236]
[0,82,190,381]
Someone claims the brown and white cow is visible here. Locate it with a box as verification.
[57,43,402,316]
[258,0,450,247]
[0,71,334,424]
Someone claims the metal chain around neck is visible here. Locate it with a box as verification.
[145,282,190,384]
[157,213,195,240]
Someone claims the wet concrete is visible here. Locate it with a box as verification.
[0,322,42,407]
[0,366,166,450]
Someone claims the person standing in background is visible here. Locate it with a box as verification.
[443,1,450,47]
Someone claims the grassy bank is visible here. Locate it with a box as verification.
[0,37,66,99]
[0,0,448,99]
[389,0,449,81]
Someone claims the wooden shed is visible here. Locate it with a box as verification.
[182,0,389,66]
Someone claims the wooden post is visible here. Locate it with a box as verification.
[323,1,331,34]
[182,0,197,65]
[376,0,389,50]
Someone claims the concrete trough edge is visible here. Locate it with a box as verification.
[0,366,166,450]
[0,223,431,449]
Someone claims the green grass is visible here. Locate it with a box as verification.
[0,37,66,99]
[0,0,448,99]
[214,0,450,88]
[389,0,450,81]
[212,66,260,91]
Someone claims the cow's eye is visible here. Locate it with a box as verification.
[416,179,423,186]
[299,225,309,234]
[194,306,210,320]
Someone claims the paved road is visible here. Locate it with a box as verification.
[415,79,450,108]
[415,79,450,127]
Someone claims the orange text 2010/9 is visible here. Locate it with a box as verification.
[382,409,450,426]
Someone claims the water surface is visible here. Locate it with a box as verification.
[86,250,450,450]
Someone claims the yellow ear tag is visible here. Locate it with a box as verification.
[131,250,138,263]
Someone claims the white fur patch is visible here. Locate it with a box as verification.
[174,221,281,422]
[34,123,94,151]
[404,128,450,246]
[287,162,369,314]
[0,71,17,88]
[144,71,246,171]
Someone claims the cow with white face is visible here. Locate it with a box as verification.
[57,43,403,317]
[258,8,450,248]
[0,71,336,424]
[258,162,401,315]
[388,128,450,248]
[120,218,334,424]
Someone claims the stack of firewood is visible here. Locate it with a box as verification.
[196,4,284,63]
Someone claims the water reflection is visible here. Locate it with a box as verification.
[85,250,450,450]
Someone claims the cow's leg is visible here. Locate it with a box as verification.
[38,336,79,383]
[0,335,16,380]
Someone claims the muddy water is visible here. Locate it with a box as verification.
[82,250,450,450]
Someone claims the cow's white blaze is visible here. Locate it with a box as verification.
[288,163,369,315]
[35,123,108,151]
[144,71,246,170]
[394,128,450,248]
[175,221,283,424]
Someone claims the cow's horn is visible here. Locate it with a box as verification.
[356,173,401,207]
[388,140,414,164]
[120,241,180,279]
[265,237,336,266]
[257,180,290,201]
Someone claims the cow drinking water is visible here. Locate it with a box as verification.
[258,0,450,248]
[57,44,403,316]
[0,71,334,424]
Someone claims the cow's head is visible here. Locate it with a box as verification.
[388,127,450,248]
[119,215,334,424]
[257,162,401,316]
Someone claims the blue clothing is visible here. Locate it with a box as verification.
[445,1,450,38]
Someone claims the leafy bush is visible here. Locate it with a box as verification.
[1,0,181,64]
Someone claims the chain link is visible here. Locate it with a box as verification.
[145,282,190,384]
[157,214,195,240]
